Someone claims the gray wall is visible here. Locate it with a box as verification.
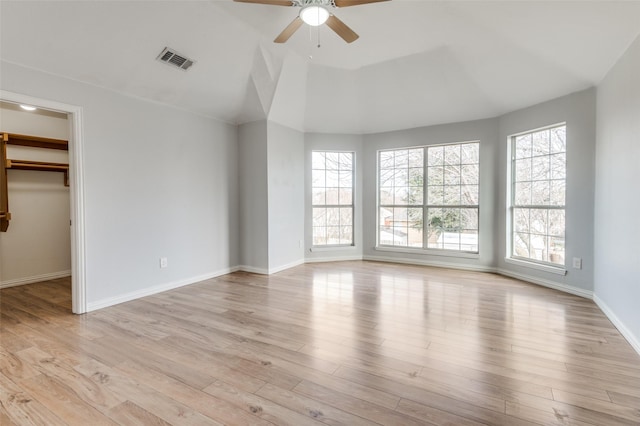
[304,132,364,261]
[267,121,305,271]
[1,60,240,308]
[497,89,596,295]
[238,120,269,272]
[594,34,640,351]
[361,118,499,271]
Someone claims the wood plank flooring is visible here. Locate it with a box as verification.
[1,261,639,425]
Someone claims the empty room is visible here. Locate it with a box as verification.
[1,1,639,425]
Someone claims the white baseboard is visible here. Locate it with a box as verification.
[593,294,640,356]
[237,259,306,275]
[305,255,363,263]
[1,270,71,289]
[237,265,269,275]
[496,268,593,299]
[268,259,305,274]
[86,266,239,312]
[363,255,495,273]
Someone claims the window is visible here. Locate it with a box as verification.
[378,142,479,253]
[312,151,354,246]
[509,125,566,266]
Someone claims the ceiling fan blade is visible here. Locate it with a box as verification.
[334,0,389,7]
[234,0,294,6]
[274,17,303,43]
[325,15,359,43]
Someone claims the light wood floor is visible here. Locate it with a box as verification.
[1,261,639,425]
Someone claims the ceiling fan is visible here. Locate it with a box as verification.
[234,0,389,44]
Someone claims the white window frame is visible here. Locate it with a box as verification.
[311,151,355,247]
[506,123,567,274]
[376,141,480,256]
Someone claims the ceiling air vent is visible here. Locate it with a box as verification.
[156,47,195,71]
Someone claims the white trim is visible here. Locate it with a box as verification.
[305,255,363,263]
[0,90,87,314]
[505,257,567,276]
[86,267,239,312]
[363,255,494,273]
[593,294,640,356]
[310,245,357,252]
[237,265,270,275]
[268,258,305,274]
[375,246,480,259]
[0,270,71,289]
[496,268,592,299]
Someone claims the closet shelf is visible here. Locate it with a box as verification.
[6,159,70,186]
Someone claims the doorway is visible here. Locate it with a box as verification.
[0,90,86,313]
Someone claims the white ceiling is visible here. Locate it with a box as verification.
[1,1,639,134]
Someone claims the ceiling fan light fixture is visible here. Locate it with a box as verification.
[300,5,329,26]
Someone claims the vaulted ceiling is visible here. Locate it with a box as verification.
[2,1,639,134]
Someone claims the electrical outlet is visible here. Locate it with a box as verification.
[572,257,582,269]
[299,240,304,248]
[160,257,168,268]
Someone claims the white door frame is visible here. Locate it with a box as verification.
[1,90,87,313]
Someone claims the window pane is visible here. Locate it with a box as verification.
[515,182,531,205]
[409,149,424,167]
[313,208,326,227]
[445,145,460,165]
[339,170,352,187]
[380,187,393,205]
[515,134,532,159]
[395,150,408,168]
[326,188,339,205]
[550,153,566,179]
[378,142,478,253]
[312,188,325,205]
[531,181,550,205]
[326,170,339,187]
[532,129,550,156]
[312,152,325,169]
[380,151,394,169]
[339,153,352,170]
[530,209,547,235]
[532,156,550,181]
[313,227,326,245]
[340,208,352,226]
[313,151,354,246]
[427,186,443,205]
[550,180,565,206]
[339,188,352,205]
[461,164,479,184]
[408,185,423,205]
[513,232,530,258]
[444,166,461,185]
[550,127,566,153]
[514,208,530,233]
[548,210,565,237]
[510,125,566,265]
[428,166,444,185]
[312,170,325,187]
[428,146,444,166]
[461,185,478,205]
[461,143,479,164]
[515,158,531,182]
[394,187,408,205]
[340,226,353,244]
[326,152,340,170]
[444,185,461,204]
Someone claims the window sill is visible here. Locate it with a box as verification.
[375,246,480,259]
[310,245,357,253]
[505,257,567,276]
